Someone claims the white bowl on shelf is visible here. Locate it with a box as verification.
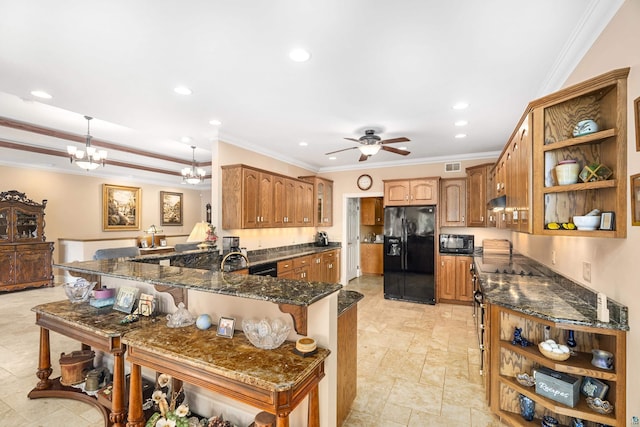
[573,215,601,230]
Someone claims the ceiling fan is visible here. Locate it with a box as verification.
[325,129,411,161]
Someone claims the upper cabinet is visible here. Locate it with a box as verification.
[222,165,314,229]
[299,176,333,226]
[465,164,493,228]
[383,178,439,206]
[439,178,466,227]
[532,68,628,238]
[361,197,383,226]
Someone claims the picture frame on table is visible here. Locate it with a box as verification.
[103,184,141,231]
[113,286,140,313]
[217,316,235,338]
[140,240,148,248]
[160,239,167,247]
[632,173,640,226]
[599,212,615,231]
[160,191,183,226]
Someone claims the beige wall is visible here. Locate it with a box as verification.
[513,0,640,415]
[0,165,209,262]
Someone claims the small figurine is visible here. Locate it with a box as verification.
[512,327,530,347]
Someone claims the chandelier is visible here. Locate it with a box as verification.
[67,116,107,171]
[182,145,206,184]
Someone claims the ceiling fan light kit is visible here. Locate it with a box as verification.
[325,129,410,162]
[67,116,108,171]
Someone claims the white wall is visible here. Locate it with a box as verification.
[512,0,640,417]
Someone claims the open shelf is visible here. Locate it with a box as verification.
[542,128,616,151]
[542,179,616,194]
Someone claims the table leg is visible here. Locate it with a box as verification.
[35,327,52,390]
[276,413,290,427]
[126,363,145,427]
[110,348,126,427]
[307,384,320,427]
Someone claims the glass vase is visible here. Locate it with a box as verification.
[519,394,535,421]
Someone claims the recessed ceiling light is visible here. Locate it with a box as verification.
[181,136,192,143]
[398,146,407,150]
[299,141,308,146]
[455,133,467,139]
[209,119,222,126]
[174,86,192,95]
[31,90,52,99]
[329,156,336,160]
[454,120,468,127]
[289,48,311,62]
[453,102,469,110]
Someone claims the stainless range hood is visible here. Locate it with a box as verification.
[487,195,506,211]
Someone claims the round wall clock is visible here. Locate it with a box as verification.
[357,174,373,191]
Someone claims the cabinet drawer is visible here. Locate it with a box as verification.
[277,259,293,273]
[293,256,311,269]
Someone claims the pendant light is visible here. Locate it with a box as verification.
[182,145,206,184]
[67,116,107,171]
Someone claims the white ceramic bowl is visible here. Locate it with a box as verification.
[242,318,291,349]
[573,215,601,230]
[555,162,580,185]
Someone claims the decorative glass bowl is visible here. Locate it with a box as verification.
[242,318,291,350]
[516,372,535,387]
[586,397,614,414]
[63,279,96,303]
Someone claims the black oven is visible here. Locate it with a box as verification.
[439,234,474,254]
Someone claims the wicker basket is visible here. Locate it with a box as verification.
[538,343,570,361]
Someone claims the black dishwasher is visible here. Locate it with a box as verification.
[249,262,278,277]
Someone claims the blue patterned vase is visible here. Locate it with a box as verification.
[519,394,535,421]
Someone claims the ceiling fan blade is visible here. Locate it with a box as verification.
[381,146,410,155]
[325,147,358,155]
[359,154,369,162]
[380,137,410,144]
[344,137,361,143]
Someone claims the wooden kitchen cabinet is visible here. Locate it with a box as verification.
[383,177,439,206]
[299,176,333,226]
[439,178,466,227]
[466,164,493,227]
[360,197,383,225]
[360,243,383,275]
[222,165,315,229]
[437,255,472,304]
[322,249,340,283]
[489,304,626,427]
[0,191,53,292]
[278,249,340,283]
[531,68,628,238]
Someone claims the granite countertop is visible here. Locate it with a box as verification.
[56,259,341,307]
[474,252,628,331]
[338,290,364,316]
[122,320,330,392]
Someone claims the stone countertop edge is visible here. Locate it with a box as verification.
[338,290,364,316]
[55,260,342,307]
[473,252,628,331]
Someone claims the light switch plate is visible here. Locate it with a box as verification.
[583,261,591,282]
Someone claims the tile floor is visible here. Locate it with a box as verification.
[0,276,503,426]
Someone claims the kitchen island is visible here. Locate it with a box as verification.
[474,253,628,426]
[54,257,346,427]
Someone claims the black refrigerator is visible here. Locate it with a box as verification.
[383,205,436,304]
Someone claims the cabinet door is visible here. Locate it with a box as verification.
[322,250,339,283]
[384,181,410,206]
[272,175,287,227]
[242,168,261,228]
[310,254,323,281]
[0,246,16,286]
[466,166,488,227]
[0,208,11,242]
[322,180,333,225]
[440,179,466,227]
[258,172,274,227]
[360,198,376,225]
[410,179,438,205]
[374,198,384,225]
[517,114,532,233]
[295,181,314,226]
[455,256,473,302]
[14,244,52,287]
[360,244,383,275]
[438,256,456,300]
[284,178,297,226]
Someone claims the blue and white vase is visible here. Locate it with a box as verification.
[519,394,535,421]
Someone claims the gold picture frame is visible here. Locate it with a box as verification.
[160,191,183,226]
[103,184,141,231]
[631,173,640,226]
[635,96,640,152]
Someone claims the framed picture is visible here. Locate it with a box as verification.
[635,96,640,152]
[632,173,640,226]
[159,239,167,247]
[217,316,235,338]
[113,286,140,313]
[160,191,183,226]
[103,184,141,231]
[600,211,615,231]
[134,293,156,316]
[140,240,148,248]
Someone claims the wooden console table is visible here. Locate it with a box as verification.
[123,322,329,427]
[28,301,157,427]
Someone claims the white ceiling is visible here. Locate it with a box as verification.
[0,0,623,187]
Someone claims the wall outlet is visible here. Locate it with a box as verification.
[551,250,556,265]
[632,415,639,425]
[583,261,591,283]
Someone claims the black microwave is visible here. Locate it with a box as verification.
[439,234,474,254]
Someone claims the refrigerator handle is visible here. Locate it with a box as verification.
[402,217,407,270]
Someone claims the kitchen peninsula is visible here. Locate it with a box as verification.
[50,252,350,427]
[474,253,628,426]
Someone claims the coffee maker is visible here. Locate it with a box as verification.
[223,236,240,253]
[316,232,329,247]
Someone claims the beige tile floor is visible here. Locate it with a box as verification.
[0,276,503,426]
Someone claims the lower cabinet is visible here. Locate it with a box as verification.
[0,242,53,292]
[488,304,626,427]
[360,243,383,275]
[437,255,473,304]
[337,303,357,426]
[277,249,340,283]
